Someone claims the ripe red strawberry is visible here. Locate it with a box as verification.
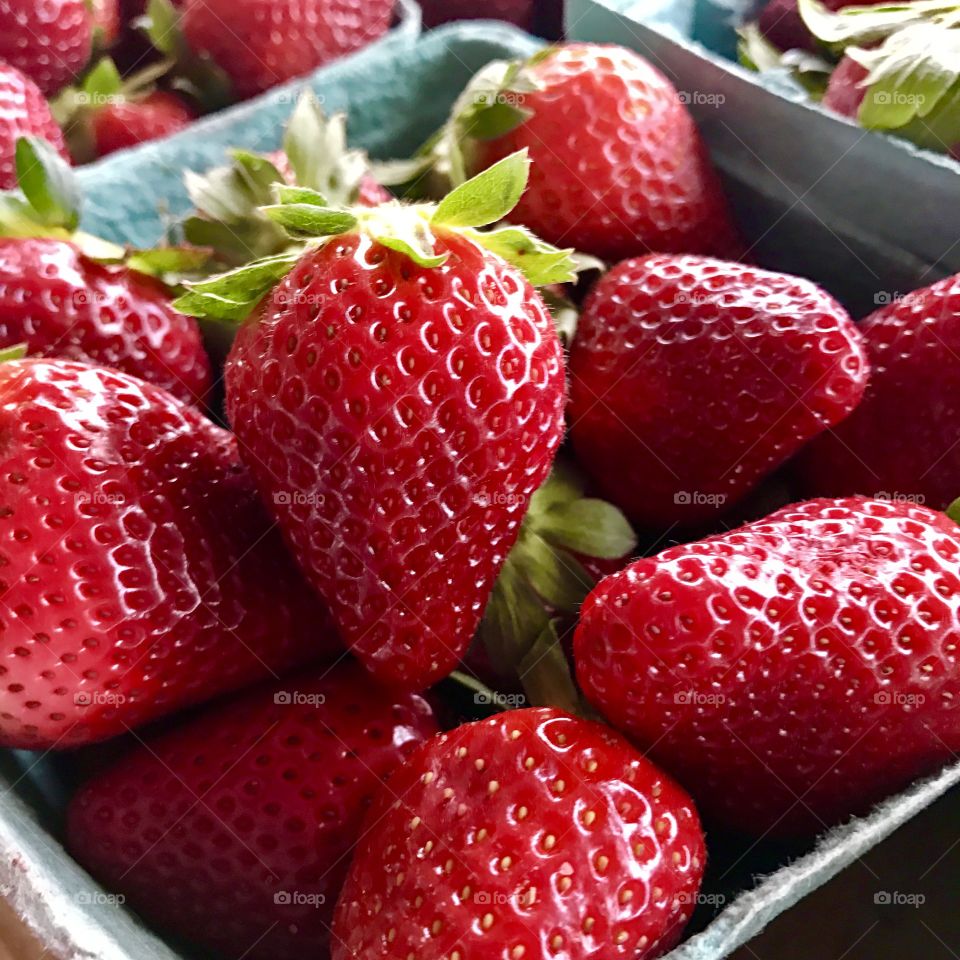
[822,54,869,118]
[332,707,705,960]
[0,0,93,96]
[178,154,570,690]
[0,359,339,749]
[0,64,69,189]
[181,0,394,100]
[575,496,960,836]
[88,90,194,157]
[0,237,211,406]
[91,0,121,45]
[568,254,868,528]
[454,44,741,261]
[420,0,535,30]
[799,274,960,510]
[67,663,438,960]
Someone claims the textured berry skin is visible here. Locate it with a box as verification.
[568,255,868,528]
[90,91,195,157]
[822,55,869,118]
[91,0,121,44]
[473,44,741,261]
[182,0,394,100]
[226,231,565,690]
[575,497,960,836]
[0,63,70,190]
[332,708,705,960]
[0,359,339,749]
[420,0,535,30]
[0,0,92,96]
[800,274,960,510]
[0,238,211,407]
[67,664,438,960]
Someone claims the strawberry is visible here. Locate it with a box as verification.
[332,707,706,960]
[0,136,212,406]
[756,0,885,52]
[177,153,571,691]
[0,64,69,190]
[799,273,960,510]
[179,0,394,100]
[91,0,121,46]
[567,254,868,529]
[89,89,194,156]
[0,0,93,96]
[801,0,960,158]
[67,663,438,960]
[575,496,960,836]
[0,358,338,749]
[436,44,741,261]
[420,0,535,30]
[822,53,869,118]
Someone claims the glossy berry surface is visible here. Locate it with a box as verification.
[822,55,869,118]
[182,0,394,100]
[0,63,69,190]
[575,497,960,836]
[473,44,741,261]
[0,0,93,96]
[67,664,438,960]
[225,230,565,690]
[0,359,338,748]
[569,254,868,527]
[333,707,705,960]
[800,273,960,509]
[0,238,211,407]
[91,91,195,157]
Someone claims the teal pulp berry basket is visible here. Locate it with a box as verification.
[2,15,959,960]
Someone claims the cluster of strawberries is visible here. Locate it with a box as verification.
[1,28,959,960]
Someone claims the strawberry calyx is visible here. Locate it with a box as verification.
[737,21,833,94]
[174,150,580,322]
[800,0,960,152]
[178,93,393,267]
[0,135,213,281]
[52,56,177,164]
[139,0,233,111]
[478,460,636,710]
[0,344,27,363]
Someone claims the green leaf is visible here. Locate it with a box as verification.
[738,22,787,72]
[528,463,585,514]
[173,251,301,321]
[0,343,28,363]
[273,184,329,207]
[126,246,214,280]
[81,57,123,100]
[947,497,960,525]
[536,498,637,559]
[512,532,593,613]
[260,204,357,238]
[229,150,285,202]
[142,0,180,57]
[0,195,46,237]
[470,223,577,287]
[798,0,956,48]
[433,150,530,228]
[15,137,80,230]
[70,231,126,261]
[517,621,584,715]
[359,206,446,267]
